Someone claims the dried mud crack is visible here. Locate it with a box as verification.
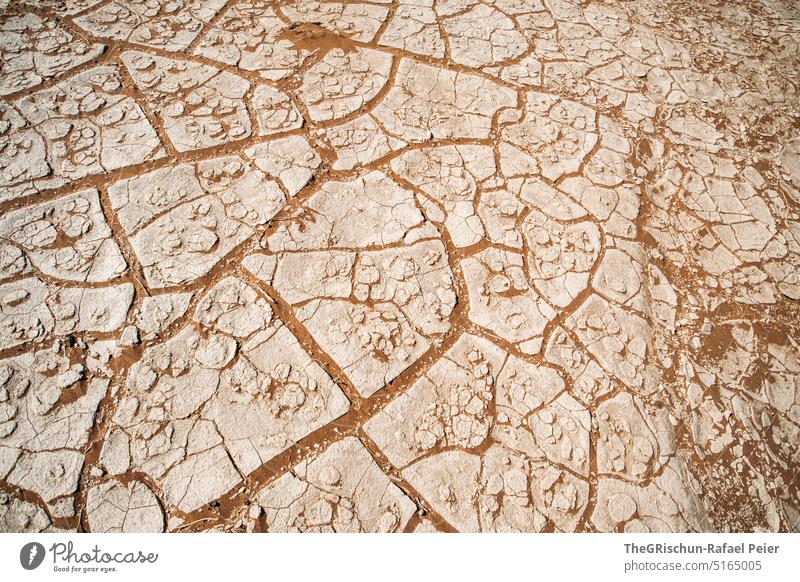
[1,0,799,533]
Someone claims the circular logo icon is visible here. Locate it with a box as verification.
[20,542,46,570]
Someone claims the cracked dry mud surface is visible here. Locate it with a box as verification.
[0,0,799,534]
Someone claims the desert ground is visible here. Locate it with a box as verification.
[0,0,799,533]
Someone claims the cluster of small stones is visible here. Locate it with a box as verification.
[0,0,798,534]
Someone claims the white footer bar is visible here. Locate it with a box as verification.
[1,533,797,581]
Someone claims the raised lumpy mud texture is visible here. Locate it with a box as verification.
[0,0,799,534]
